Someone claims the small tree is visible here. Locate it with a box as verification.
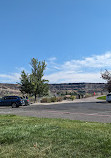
[19,58,49,101]
[106,80,111,93]
[101,70,111,92]
[101,70,111,81]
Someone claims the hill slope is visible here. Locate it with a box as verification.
[0,83,106,97]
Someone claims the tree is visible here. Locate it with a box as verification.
[106,80,111,93]
[19,70,33,95]
[101,69,111,81]
[101,70,111,92]
[19,58,49,101]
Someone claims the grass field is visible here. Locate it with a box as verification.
[97,96,106,100]
[0,115,111,158]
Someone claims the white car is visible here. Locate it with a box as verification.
[106,93,111,102]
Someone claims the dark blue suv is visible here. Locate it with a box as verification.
[0,96,25,108]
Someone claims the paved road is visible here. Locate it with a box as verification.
[1,100,111,123]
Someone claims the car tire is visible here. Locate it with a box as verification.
[12,103,17,108]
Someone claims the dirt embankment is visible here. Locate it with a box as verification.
[0,83,21,97]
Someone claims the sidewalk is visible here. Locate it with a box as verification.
[32,95,105,105]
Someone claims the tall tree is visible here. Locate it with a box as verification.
[30,58,49,101]
[19,58,49,101]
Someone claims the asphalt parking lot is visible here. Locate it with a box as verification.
[0,100,111,123]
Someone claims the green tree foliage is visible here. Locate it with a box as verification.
[19,58,49,101]
[20,70,33,95]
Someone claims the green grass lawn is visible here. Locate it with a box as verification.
[97,96,106,100]
[0,115,111,158]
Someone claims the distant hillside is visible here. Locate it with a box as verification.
[49,83,107,95]
[0,83,21,97]
[0,82,107,97]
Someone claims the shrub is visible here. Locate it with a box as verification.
[41,98,49,103]
[41,97,63,103]
[63,95,71,100]
[47,98,51,103]
[85,93,92,98]
[51,97,57,102]
[56,97,63,102]
[70,95,76,101]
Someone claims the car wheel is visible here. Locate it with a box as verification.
[12,103,17,108]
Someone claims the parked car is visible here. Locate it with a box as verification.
[106,93,111,103]
[20,97,30,106]
[0,96,25,108]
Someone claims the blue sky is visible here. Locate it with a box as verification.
[0,0,111,83]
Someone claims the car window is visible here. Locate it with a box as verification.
[7,97,14,100]
[6,97,10,100]
[1,96,19,100]
[107,94,111,96]
[3,97,8,100]
[9,97,13,99]
[11,97,18,99]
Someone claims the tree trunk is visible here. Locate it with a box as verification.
[34,94,37,102]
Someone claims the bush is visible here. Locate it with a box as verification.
[63,95,71,100]
[85,93,92,98]
[41,97,63,103]
[51,97,57,102]
[70,95,76,101]
[56,97,63,102]
[41,98,47,103]
[41,98,51,103]
[47,98,51,103]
